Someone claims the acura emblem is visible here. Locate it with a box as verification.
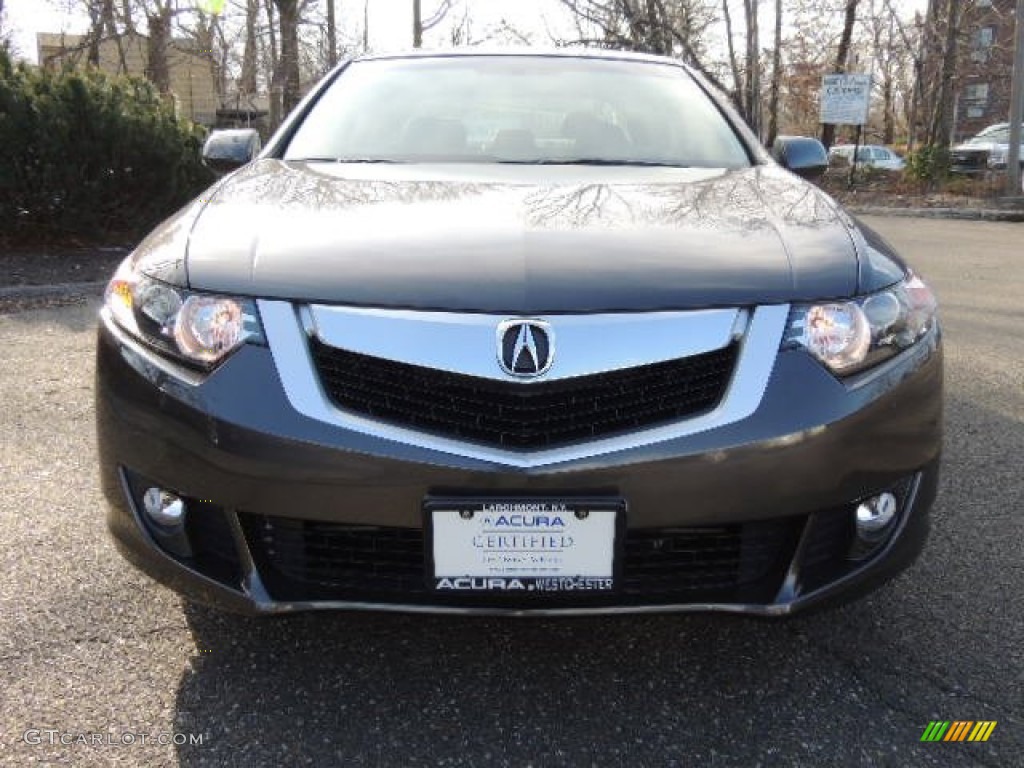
[497,320,554,377]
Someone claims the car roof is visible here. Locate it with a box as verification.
[972,123,1024,138]
[350,47,688,68]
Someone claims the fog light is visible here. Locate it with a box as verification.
[142,487,185,528]
[855,492,897,540]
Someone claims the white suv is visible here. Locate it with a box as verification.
[951,123,1024,174]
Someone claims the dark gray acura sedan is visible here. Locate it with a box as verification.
[96,50,942,616]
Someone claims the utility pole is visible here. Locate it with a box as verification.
[413,0,422,48]
[327,0,337,67]
[1007,0,1024,196]
[363,0,369,51]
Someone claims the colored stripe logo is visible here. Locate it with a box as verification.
[195,0,226,14]
[921,721,997,742]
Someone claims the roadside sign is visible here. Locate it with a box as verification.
[820,74,872,125]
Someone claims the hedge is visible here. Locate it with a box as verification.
[0,50,214,244]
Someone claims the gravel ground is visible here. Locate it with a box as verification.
[0,283,106,316]
[0,217,1021,767]
[0,247,128,288]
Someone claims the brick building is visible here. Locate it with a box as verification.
[954,0,1018,140]
[37,31,220,127]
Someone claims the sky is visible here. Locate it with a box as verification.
[5,0,929,66]
[3,0,579,63]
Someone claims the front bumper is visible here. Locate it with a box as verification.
[950,150,991,174]
[95,308,942,616]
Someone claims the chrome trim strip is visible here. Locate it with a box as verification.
[309,304,742,382]
[224,509,275,604]
[244,597,798,617]
[259,300,789,468]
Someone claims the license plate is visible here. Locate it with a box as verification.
[426,499,622,594]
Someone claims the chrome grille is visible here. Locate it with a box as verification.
[309,340,738,451]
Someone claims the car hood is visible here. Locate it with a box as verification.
[176,160,864,313]
[952,139,1023,152]
[952,142,998,152]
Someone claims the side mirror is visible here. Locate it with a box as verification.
[202,129,261,175]
[771,136,829,180]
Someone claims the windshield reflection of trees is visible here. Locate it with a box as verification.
[222,161,839,234]
[224,160,493,211]
[524,168,839,232]
[131,200,203,281]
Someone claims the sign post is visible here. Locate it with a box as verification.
[1006,0,1024,196]
[820,73,872,187]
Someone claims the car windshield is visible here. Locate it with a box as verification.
[970,128,1008,144]
[283,55,751,168]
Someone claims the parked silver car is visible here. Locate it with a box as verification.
[828,144,905,171]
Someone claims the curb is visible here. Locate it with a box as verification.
[848,206,1024,222]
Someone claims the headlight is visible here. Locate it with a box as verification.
[988,147,1007,167]
[104,257,264,368]
[784,274,937,375]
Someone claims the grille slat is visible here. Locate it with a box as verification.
[240,513,799,605]
[310,340,739,450]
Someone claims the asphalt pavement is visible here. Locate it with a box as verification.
[0,216,1021,767]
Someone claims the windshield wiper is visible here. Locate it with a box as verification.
[291,157,402,164]
[498,158,689,167]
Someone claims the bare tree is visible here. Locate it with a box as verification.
[99,0,118,36]
[863,0,910,145]
[326,0,337,66]
[362,0,369,51]
[741,0,760,135]
[122,0,136,32]
[85,0,104,64]
[820,0,860,148]
[0,0,11,53]
[272,0,301,111]
[414,0,453,48]
[927,0,961,147]
[91,0,190,98]
[868,0,925,147]
[189,4,226,101]
[768,0,850,137]
[266,0,281,127]
[239,0,259,96]
[721,0,742,103]
[557,1,729,95]
[910,1,944,147]
[145,1,174,95]
[449,3,474,46]
[489,17,534,46]
[766,0,782,145]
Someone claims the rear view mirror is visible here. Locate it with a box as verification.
[771,136,829,180]
[202,129,261,175]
